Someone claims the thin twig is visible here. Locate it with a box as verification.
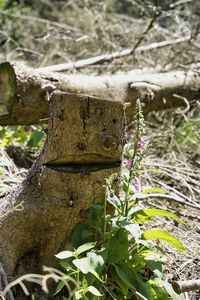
[132,10,161,52]
[173,94,190,114]
[37,36,190,72]
[170,0,192,8]
[138,193,200,209]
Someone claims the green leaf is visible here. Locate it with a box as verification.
[73,257,91,274]
[60,261,71,269]
[143,187,165,194]
[125,223,141,241]
[73,256,103,282]
[115,263,150,299]
[55,250,74,259]
[149,285,168,300]
[88,286,102,296]
[54,280,65,294]
[145,260,163,278]
[107,192,121,210]
[72,224,93,248]
[106,228,129,263]
[134,208,184,224]
[111,267,129,296]
[87,251,105,274]
[142,230,185,252]
[74,290,83,299]
[27,130,44,148]
[76,242,96,256]
[140,250,164,277]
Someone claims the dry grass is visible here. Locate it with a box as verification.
[141,107,200,300]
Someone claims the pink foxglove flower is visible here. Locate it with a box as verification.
[139,138,147,149]
[126,159,132,169]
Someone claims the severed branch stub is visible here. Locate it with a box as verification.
[172,279,200,294]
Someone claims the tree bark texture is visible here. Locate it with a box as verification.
[0,92,126,275]
[0,61,200,125]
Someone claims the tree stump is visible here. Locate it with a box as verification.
[0,92,126,276]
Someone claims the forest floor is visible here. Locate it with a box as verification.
[144,109,200,300]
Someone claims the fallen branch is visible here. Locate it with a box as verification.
[2,266,77,299]
[172,279,200,294]
[135,193,200,209]
[37,36,190,73]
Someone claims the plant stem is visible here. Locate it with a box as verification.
[102,183,108,243]
[124,125,140,217]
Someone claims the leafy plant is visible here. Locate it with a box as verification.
[55,99,186,300]
[0,125,45,150]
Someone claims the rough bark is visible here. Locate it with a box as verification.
[0,92,126,275]
[0,61,200,125]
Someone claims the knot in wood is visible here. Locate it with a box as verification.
[77,142,87,151]
[102,135,115,150]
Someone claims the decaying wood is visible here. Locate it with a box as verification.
[37,36,190,73]
[172,279,200,294]
[0,61,200,125]
[0,92,126,275]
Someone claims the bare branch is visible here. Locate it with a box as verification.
[134,193,200,209]
[37,36,191,73]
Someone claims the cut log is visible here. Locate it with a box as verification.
[0,61,200,125]
[0,92,126,275]
[172,279,200,294]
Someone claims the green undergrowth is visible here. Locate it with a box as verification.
[0,125,46,150]
[0,125,46,194]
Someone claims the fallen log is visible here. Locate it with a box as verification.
[0,61,200,125]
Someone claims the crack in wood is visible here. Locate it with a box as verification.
[44,161,121,174]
